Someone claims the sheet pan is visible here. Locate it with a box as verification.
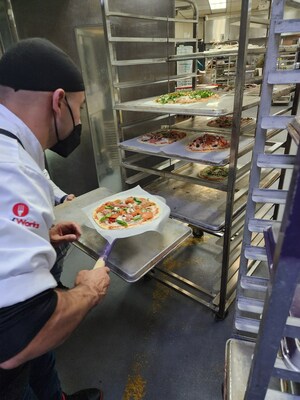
[115,94,260,116]
[120,132,254,166]
[145,166,279,232]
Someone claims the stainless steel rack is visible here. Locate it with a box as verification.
[101,0,298,318]
[226,0,300,397]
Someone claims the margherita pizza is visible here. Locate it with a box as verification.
[156,90,218,104]
[186,133,230,152]
[207,115,253,128]
[199,166,229,181]
[93,196,160,230]
[137,129,186,146]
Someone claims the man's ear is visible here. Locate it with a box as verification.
[52,89,65,115]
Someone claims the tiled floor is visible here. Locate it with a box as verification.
[55,242,234,400]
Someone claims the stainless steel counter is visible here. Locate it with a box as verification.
[54,187,191,282]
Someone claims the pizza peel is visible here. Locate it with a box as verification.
[83,186,170,267]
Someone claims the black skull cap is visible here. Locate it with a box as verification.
[0,37,84,92]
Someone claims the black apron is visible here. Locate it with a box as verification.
[0,128,25,149]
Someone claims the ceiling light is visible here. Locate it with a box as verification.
[208,0,227,10]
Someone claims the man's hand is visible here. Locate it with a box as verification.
[64,194,75,202]
[75,265,110,305]
[50,221,81,247]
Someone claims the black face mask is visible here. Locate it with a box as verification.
[50,97,82,158]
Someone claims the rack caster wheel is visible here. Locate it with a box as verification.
[189,225,204,238]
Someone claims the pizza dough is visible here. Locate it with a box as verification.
[93,196,160,230]
[198,166,229,181]
[137,129,186,146]
[186,133,230,152]
[156,90,218,104]
[207,116,254,128]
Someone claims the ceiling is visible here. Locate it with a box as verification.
[176,0,268,17]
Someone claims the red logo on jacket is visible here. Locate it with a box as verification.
[11,203,40,229]
[12,203,29,217]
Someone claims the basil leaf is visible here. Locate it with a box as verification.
[116,220,128,227]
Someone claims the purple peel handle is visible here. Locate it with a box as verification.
[99,240,115,262]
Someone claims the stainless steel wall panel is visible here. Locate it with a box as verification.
[10,0,104,195]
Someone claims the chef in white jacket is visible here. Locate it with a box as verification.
[0,38,110,400]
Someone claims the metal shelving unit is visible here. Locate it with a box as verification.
[101,0,297,318]
[225,0,300,397]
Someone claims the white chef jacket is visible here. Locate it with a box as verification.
[43,169,67,204]
[0,104,57,307]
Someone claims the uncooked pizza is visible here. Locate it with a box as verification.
[137,129,186,146]
[207,115,253,128]
[156,90,218,104]
[93,196,160,230]
[186,133,230,152]
[199,166,229,181]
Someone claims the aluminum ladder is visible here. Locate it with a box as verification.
[230,0,300,398]
[234,0,300,339]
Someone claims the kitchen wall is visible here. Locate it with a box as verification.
[10,0,103,195]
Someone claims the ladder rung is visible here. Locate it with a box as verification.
[248,218,281,233]
[268,70,300,85]
[257,153,296,168]
[275,19,300,34]
[274,358,300,382]
[237,296,264,314]
[245,245,267,261]
[235,316,260,334]
[240,276,268,292]
[261,115,294,129]
[266,389,300,399]
[252,188,288,204]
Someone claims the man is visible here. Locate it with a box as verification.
[0,38,110,400]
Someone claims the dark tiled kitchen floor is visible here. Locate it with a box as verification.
[56,239,234,400]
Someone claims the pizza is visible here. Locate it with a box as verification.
[137,129,186,146]
[207,115,254,128]
[93,196,160,230]
[186,133,230,152]
[199,166,229,181]
[156,90,218,104]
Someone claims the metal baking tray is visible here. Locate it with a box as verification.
[172,115,256,135]
[54,187,191,282]
[202,44,264,56]
[114,94,260,117]
[225,339,255,400]
[144,165,280,232]
[120,132,254,166]
[225,339,282,400]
